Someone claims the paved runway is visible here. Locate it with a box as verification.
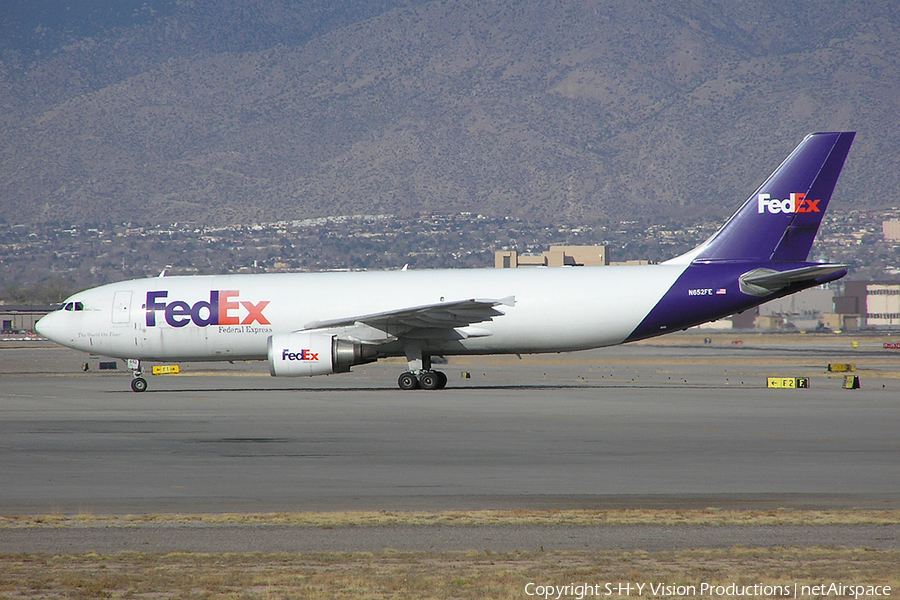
[2,336,899,514]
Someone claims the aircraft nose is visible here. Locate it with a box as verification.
[35,312,57,340]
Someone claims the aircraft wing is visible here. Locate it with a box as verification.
[739,264,848,296]
[302,296,515,335]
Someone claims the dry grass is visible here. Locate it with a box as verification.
[0,547,897,599]
[3,511,898,597]
[3,508,900,529]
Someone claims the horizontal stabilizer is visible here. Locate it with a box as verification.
[739,264,848,297]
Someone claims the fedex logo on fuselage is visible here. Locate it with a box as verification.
[282,349,319,361]
[145,290,270,328]
[757,193,820,214]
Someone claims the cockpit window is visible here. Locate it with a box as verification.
[74,302,84,311]
[61,302,84,312]
[64,302,73,311]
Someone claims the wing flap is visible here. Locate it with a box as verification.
[303,296,515,333]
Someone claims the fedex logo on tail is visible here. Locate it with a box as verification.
[146,290,270,328]
[757,193,820,214]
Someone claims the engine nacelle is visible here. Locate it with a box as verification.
[267,332,378,377]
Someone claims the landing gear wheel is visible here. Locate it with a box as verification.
[436,371,448,389]
[398,372,420,390]
[418,371,440,390]
[131,377,148,393]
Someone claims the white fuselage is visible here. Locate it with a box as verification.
[32,132,856,393]
[36,264,688,362]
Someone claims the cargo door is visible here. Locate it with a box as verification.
[112,291,132,325]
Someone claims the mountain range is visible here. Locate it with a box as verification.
[2,0,898,228]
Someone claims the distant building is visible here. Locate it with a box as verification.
[756,287,836,330]
[691,307,758,331]
[863,283,900,327]
[832,281,900,329]
[884,220,900,242]
[0,305,55,334]
[695,287,841,332]
[495,245,608,268]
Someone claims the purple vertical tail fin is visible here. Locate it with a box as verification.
[693,132,855,263]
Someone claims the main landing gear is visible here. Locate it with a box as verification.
[127,358,148,393]
[398,370,448,390]
[397,348,448,390]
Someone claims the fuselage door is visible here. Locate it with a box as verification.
[112,291,132,325]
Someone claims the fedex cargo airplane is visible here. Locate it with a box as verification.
[36,132,855,392]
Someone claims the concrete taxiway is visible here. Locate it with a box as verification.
[2,334,899,515]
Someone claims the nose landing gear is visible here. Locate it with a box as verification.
[131,377,148,393]
[127,358,147,392]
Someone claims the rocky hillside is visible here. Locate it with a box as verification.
[2,0,898,227]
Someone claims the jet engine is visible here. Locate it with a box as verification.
[267,332,378,377]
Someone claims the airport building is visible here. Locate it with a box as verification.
[832,281,900,330]
[495,245,609,268]
[749,282,900,332]
[0,305,55,334]
[494,245,653,269]
[756,287,837,331]
[884,220,900,242]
